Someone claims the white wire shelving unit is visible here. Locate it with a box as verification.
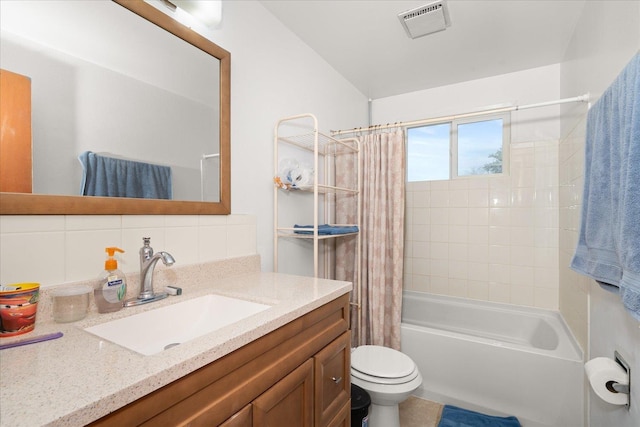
[273,113,362,342]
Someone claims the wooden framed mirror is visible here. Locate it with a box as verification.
[0,0,230,215]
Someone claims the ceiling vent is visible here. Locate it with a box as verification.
[398,0,451,39]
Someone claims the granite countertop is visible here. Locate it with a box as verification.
[0,259,351,427]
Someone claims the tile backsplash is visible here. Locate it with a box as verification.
[404,140,560,309]
[0,214,257,288]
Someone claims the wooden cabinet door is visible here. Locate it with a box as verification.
[220,404,252,427]
[326,400,351,427]
[252,359,314,427]
[314,331,351,427]
[0,69,32,193]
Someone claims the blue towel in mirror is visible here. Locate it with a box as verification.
[570,52,640,320]
[78,151,172,199]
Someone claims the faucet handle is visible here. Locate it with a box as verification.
[141,237,153,260]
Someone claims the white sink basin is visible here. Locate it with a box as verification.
[84,294,271,355]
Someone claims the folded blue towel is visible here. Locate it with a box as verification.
[570,53,640,320]
[78,151,172,199]
[293,224,359,235]
[437,405,521,427]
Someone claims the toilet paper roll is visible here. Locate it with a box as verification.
[584,357,629,405]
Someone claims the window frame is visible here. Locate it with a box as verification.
[407,112,511,182]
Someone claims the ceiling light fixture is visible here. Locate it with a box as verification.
[173,0,221,28]
[159,0,177,12]
[398,0,451,39]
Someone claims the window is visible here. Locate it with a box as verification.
[407,113,509,182]
[407,123,450,181]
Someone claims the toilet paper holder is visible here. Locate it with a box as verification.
[611,351,631,408]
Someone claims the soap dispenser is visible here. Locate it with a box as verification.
[94,247,127,313]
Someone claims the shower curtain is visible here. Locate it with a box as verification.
[336,129,406,350]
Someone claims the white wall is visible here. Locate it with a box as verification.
[558,1,640,426]
[373,64,562,143]
[0,1,367,287]
[374,65,567,309]
[201,1,368,272]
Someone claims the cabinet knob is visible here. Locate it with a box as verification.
[331,376,342,384]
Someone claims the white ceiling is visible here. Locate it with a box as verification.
[260,0,587,99]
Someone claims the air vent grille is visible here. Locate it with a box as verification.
[398,1,451,39]
[403,3,442,20]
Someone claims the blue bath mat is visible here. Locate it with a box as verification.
[437,405,521,427]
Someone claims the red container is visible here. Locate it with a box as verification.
[0,283,40,337]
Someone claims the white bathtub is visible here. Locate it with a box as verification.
[401,291,584,427]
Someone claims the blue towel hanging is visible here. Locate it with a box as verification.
[78,151,173,199]
[570,52,640,320]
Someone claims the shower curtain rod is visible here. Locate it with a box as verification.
[331,93,590,136]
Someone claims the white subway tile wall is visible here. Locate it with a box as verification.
[558,115,591,350]
[0,215,257,288]
[404,140,560,309]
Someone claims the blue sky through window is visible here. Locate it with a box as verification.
[407,118,504,181]
[458,119,503,176]
[407,123,450,181]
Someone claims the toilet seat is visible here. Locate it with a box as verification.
[351,345,419,385]
[352,366,419,385]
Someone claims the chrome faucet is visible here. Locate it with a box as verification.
[124,237,175,307]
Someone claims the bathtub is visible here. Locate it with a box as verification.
[401,291,584,427]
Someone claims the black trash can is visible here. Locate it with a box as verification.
[351,383,371,427]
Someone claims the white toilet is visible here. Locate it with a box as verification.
[351,345,422,427]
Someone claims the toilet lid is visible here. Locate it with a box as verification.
[351,345,416,379]
[351,365,419,385]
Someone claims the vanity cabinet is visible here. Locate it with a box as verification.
[221,332,350,427]
[314,331,350,426]
[89,294,350,427]
[219,405,251,427]
[252,359,314,426]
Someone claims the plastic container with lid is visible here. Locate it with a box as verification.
[51,285,92,323]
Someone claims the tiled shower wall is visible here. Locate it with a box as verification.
[404,139,560,309]
[558,114,591,350]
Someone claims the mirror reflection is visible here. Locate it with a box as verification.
[0,0,223,203]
